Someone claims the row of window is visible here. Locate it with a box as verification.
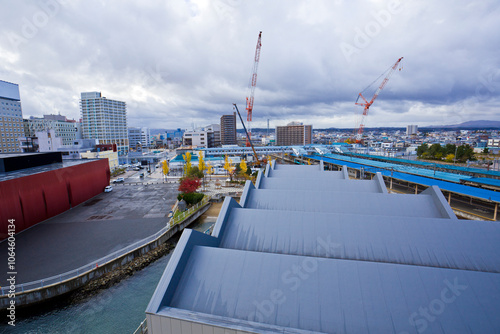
[0,148,21,153]
[1,129,22,135]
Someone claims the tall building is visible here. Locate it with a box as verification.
[0,80,24,153]
[220,112,237,145]
[128,127,151,150]
[407,124,418,135]
[80,92,128,155]
[275,122,312,146]
[24,114,80,146]
[205,123,221,147]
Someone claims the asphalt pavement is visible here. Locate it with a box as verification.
[0,175,178,285]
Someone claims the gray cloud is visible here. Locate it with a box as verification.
[0,0,499,130]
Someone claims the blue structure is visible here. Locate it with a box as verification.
[146,162,500,333]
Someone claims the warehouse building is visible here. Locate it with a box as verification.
[0,152,109,239]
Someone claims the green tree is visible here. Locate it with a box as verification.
[444,144,456,156]
[417,144,429,157]
[187,166,204,178]
[456,144,475,162]
[429,144,442,159]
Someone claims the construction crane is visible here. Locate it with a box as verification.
[353,56,404,143]
[233,103,261,166]
[245,31,262,147]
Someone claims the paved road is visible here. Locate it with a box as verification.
[0,182,178,285]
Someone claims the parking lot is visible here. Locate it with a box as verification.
[0,178,178,285]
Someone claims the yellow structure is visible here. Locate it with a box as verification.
[81,150,119,170]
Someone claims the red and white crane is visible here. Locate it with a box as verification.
[245,31,262,147]
[353,56,404,142]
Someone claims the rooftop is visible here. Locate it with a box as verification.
[146,161,500,333]
[0,158,99,182]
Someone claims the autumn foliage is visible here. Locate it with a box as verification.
[178,177,201,193]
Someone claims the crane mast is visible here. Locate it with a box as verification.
[245,31,262,147]
[354,57,403,142]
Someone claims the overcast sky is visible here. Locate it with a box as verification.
[1,0,499,130]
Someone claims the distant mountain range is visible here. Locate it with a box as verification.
[424,120,500,129]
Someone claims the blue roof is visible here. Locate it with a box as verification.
[464,177,500,188]
[353,152,500,177]
[309,155,500,203]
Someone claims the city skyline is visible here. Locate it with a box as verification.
[1,1,499,130]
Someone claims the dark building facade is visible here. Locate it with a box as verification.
[275,122,312,146]
[220,113,237,146]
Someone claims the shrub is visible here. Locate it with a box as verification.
[178,192,204,205]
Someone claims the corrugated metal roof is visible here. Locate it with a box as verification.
[219,206,500,273]
[167,245,500,333]
[244,189,449,218]
[258,177,384,192]
[463,177,500,187]
[147,162,500,334]
[315,155,500,203]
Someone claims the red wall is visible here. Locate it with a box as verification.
[0,159,110,239]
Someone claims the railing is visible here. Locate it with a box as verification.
[169,195,210,227]
[203,223,215,235]
[132,318,147,334]
[0,195,211,297]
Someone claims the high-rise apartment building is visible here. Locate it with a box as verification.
[406,124,418,136]
[80,92,128,155]
[220,112,237,145]
[24,114,80,146]
[275,122,312,146]
[0,80,24,153]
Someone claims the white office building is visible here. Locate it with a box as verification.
[128,127,151,150]
[24,114,80,146]
[80,91,128,155]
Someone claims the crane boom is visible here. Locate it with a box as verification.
[354,57,403,142]
[245,31,262,147]
[234,103,261,166]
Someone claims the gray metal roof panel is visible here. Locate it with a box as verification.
[274,163,322,171]
[268,169,345,179]
[259,176,383,192]
[218,207,500,272]
[166,246,500,333]
[244,189,447,218]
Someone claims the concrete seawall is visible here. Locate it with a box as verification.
[0,203,210,310]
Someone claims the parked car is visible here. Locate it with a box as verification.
[133,167,140,171]
[113,177,125,183]
[104,185,113,192]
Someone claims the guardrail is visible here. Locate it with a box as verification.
[0,194,211,297]
[132,318,147,334]
[169,196,210,227]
